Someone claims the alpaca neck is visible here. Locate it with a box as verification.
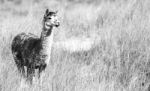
[40,26,54,65]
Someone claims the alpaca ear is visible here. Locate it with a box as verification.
[44,9,49,18]
[45,9,49,15]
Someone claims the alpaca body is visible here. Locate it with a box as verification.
[12,33,48,68]
[11,9,60,83]
[11,33,48,79]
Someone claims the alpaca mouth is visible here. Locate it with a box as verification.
[46,23,60,27]
[46,24,52,27]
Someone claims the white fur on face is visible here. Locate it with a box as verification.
[45,15,60,27]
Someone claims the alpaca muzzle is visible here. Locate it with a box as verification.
[55,22,60,27]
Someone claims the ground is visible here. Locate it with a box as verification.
[0,0,150,91]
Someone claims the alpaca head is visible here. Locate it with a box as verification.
[43,9,60,29]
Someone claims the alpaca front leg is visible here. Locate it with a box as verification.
[16,63,25,78]
[38,64,46,85]
[20,66,25,78]
[38,67,42,79]
[38,64,46,78]
[27,66,35,84]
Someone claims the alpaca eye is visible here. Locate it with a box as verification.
[48,17,51,19]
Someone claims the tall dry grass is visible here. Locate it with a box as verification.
[1,0,150,91]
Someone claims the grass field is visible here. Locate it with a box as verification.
[1,0,150,91]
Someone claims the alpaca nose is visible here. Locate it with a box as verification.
[55,20,60,27]
[55,22,60,27]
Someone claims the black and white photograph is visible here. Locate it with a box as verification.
[0,0,150,91]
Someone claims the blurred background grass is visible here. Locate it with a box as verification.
[1,0,150,91]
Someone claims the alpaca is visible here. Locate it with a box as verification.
[11,9,60,83]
